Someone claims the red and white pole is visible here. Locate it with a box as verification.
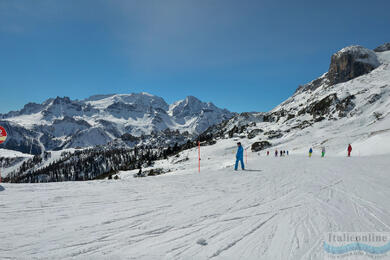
[198,141,200,173]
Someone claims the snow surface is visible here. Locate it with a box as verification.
[0,149,33,158]
[1,139,389,259]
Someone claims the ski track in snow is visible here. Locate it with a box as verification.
[1,146,390,260]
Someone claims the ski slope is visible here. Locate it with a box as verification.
[1,140,389,259]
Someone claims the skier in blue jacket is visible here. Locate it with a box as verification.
[309,147,313,157]
[235,142,245,171]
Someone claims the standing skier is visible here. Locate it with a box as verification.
[348,144,352,157]
[321,147,326,157]
[275,150,278,157]
[267,151,270,156]
[235,142,245,171]
[309,148,313,157]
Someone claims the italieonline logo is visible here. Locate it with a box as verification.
[324,232,390,258]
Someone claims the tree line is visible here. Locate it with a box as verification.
[5,143,188,183]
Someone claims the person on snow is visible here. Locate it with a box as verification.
[309,148,313,157]
[275,150,278,157]
[235,142,245,171]
[280,150,283,157]
[267,151,270,156]
[348,144,352,157]
[287,150,289,156]
[321,147,326,157]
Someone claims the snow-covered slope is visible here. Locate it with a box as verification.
[203,46,390,156]
[0,148,33,158]
[1,139,389,259]
[1,43,390,259]
[0,93,234,153]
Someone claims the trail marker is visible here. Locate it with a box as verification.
[0,126,6,144]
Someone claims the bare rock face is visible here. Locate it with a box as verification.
[374,43,390,52]
[295,45,380,94]
[251,141,271,152]
[247,129,263,139]
[308,94,339,117]
[327,46,380,86]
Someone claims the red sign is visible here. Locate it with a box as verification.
[0,126,7,144]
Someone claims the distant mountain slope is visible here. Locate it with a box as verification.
[201,44,390,156]
[0,93,235,154]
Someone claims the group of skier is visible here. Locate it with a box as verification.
[309,147,327,157]
[273,150,288,157]
[308,144,352,158]
[308,147,326,157]
[234,142,354,171]
[264,150,289,157]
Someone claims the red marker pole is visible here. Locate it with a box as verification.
[198,141,200,173]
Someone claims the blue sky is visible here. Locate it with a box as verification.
[0,0,389,113]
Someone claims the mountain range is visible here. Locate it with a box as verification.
[0,94,234,154]
[1,42,390,182]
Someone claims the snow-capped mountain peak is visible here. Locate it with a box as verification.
[0,93,235,154]
[170,96,210,117]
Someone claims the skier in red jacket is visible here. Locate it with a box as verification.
[348,144,352,157]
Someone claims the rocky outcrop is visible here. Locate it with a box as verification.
[251,141,271,152]
[264,130,283,139]
[374,43,390,52]
[247,129,263,139]
[296,46,380,94]
[308,94,339,117]
[336,95,356,117]
[296,93,356,119]
[327,46,380,86]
